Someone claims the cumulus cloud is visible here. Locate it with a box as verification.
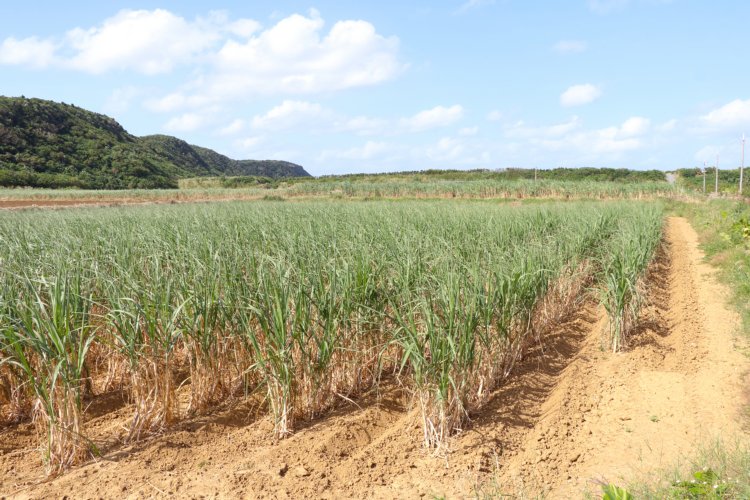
[65,9,222,74]
[657,119,678,132]
[218,118,246,136]
[553,40,587,54]
[540,117,651,154]
[426,137,465,161]
[339,116,389,135]
[701,99,750,129]
[236,101,464,137]
[502,116,652,157]
[505,116,582,139]
[400,105,464,132]
[0,36,58,68]
[164,112,205,132]
[560,84,602,107]
[620,116,650,136]
[0,8,403,101]
[251,100,331,131]
[186,9,403,103]
[236,135,265,151]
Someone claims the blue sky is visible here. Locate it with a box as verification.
[1,1,748,175]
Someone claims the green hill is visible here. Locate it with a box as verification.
[0,96,310,189]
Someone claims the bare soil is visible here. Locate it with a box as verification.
[1,217,747,499]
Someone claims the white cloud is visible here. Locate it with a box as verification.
[236,136,265,151]
[701,99,750,129]
[164,112,204,132]
[539,117,651,154]
[487,110,503,121]
[196,10,403,101]
[0,36,57,68]
[65,9,222,74]
[338,116,388,135]
[657,119,677,132]
[502,116,651,158]
[620,116,650,136]
[426,137,465,161]
[560,83,602,107]
[458,126,479,136]
[553,40,587,54]
[400,105,464,132]
[505,116,582,139]
[251,100,330,131]
[0,9,403,102]
[319,140,390,161]
[226,19,262,38]
[218,118,246,136]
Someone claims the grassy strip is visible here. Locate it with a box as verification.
[624,440,750,499]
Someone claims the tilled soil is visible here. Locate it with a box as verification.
[1,216,747,499]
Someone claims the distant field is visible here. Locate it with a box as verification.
[0,177,683,206]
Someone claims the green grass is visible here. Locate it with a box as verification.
[623,440,750,499]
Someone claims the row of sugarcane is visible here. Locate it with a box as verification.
[283,179,680,200]
[0,200,662,473]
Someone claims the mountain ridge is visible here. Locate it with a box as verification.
[0,96,310,189]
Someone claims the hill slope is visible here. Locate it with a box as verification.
[0,97,310,189]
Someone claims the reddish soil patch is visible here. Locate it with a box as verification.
[1,217,747,499]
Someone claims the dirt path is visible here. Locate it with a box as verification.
[494,216,749,495]
[1,217,748,499]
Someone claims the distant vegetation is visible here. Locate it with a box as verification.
[172,168,675,200]
[310,167,667,184]
[0,96,310,189]
[675,167,750,195]
[178,175,277,189]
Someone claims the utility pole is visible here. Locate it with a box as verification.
[715,154,719,195]
[534,168,537,182]
[741,133,746,196]
[703,161,707,195]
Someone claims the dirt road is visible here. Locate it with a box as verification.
[1,217,747,498]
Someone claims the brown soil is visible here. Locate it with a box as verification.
[1,217,747,499]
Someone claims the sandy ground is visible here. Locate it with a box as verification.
[1,216,748,499]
